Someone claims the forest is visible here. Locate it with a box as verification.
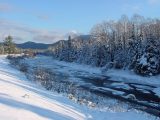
[48,14,160,76]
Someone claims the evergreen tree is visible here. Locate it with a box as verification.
[134,34,160,76]
[3,36,16,54]
[0,44,4,54]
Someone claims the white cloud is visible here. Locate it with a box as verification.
[37,15,50,21]
[148,0,160,5]
[132,5,141,13]
[33,31,65,43]
[64,30,80,39]
[0,3,12,12]
[0,19,79,44]
[122,4,142,14]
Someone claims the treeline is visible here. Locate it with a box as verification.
[0,35,20,54]
[48,14,160,76]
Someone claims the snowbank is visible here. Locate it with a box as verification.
[106,69,160,86]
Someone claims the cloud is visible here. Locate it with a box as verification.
[132,5,141,13]
[0,3,12,12]
[33,30,65,43]
[37,15,50,21]
[64,30,79,39]
[148,0,160,5]
[33,34,64,43]
[122,4,142,14]
[0,19,79,44]
[12,36,24,41]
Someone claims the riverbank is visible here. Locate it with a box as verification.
[0,55,158,120]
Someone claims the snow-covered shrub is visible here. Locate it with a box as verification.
[7,55,21,65]
[135,54,160,76]
[102,61,124,72]
[102,62,114,72]
[114,61,124,69]
[114,49,128,69]
[134,37,160,76]
[7,55,14,60]
[33,67,55,90]
[19,63,29,73]
[7,54,36,64]
[7,55,29,73]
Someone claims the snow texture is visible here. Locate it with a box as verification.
[0,55,159,120]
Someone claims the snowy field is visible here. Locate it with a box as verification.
[0,55,159,120]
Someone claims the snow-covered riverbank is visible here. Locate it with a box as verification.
[0,55,159,120]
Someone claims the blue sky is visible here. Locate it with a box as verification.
[0,0,160,43]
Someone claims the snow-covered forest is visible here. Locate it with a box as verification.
[48,15,160,76]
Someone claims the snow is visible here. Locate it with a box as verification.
[97,87,125,96]
[0,55,158,120]
[139,54,148,66]
[106,69,160,86]
[110,83,130,90]
[154,87,160,97]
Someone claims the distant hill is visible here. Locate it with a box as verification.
[16,41,52,49]
[16,35,91,50]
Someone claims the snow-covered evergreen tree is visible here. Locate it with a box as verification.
[134,34,160,76]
